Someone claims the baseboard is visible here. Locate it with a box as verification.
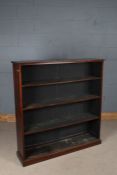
[0,113,117,122]
[101,112,117,120]
[0,114,16,122]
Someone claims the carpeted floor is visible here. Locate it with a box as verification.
[0,121,117,175]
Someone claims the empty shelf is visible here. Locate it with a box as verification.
[23,95,100,111]
[22,76,101,88]
[26,132,99,159]
[25,113,99,135]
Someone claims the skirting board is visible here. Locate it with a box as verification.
[101,113,117,120]
[0,114,16,122]
[0,113,117,122]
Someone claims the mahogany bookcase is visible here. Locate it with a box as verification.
[12,58,104,166]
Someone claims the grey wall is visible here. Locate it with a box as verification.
[0,0,117,113]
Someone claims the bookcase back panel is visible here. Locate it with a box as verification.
[23,80,101,107]
[24,100,100,132]
[22,63,102,84]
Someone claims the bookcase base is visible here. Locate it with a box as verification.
[17,139,101,167]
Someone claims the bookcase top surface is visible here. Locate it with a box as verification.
[12,58,104,65]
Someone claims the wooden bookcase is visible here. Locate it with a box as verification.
[12,58,104,166]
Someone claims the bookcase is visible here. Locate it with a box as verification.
[12,58,104,166]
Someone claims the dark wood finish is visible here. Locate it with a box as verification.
[12,64,24,159]
[24,113,99,135]
[12,58,104,166]
[17,140,101,166]
[23,95,100,111]
[26,133,99,158]
[12,58,104,65]
[22,76,101,87]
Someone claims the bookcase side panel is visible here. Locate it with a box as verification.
[89,61,104,138]
[13,64,24,159]
[99,61,104,137]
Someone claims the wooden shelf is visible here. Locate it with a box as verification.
[12,58,104,65]
[25,132,99,159]
[22,76,101,88]
[25,113,99,135]
[23,95,100,111]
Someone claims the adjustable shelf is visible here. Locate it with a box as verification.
[12,58,104,166]
[23,95,100,111]
[22,76,101,88]
[24,113,99,135]
[24,122,99,150]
